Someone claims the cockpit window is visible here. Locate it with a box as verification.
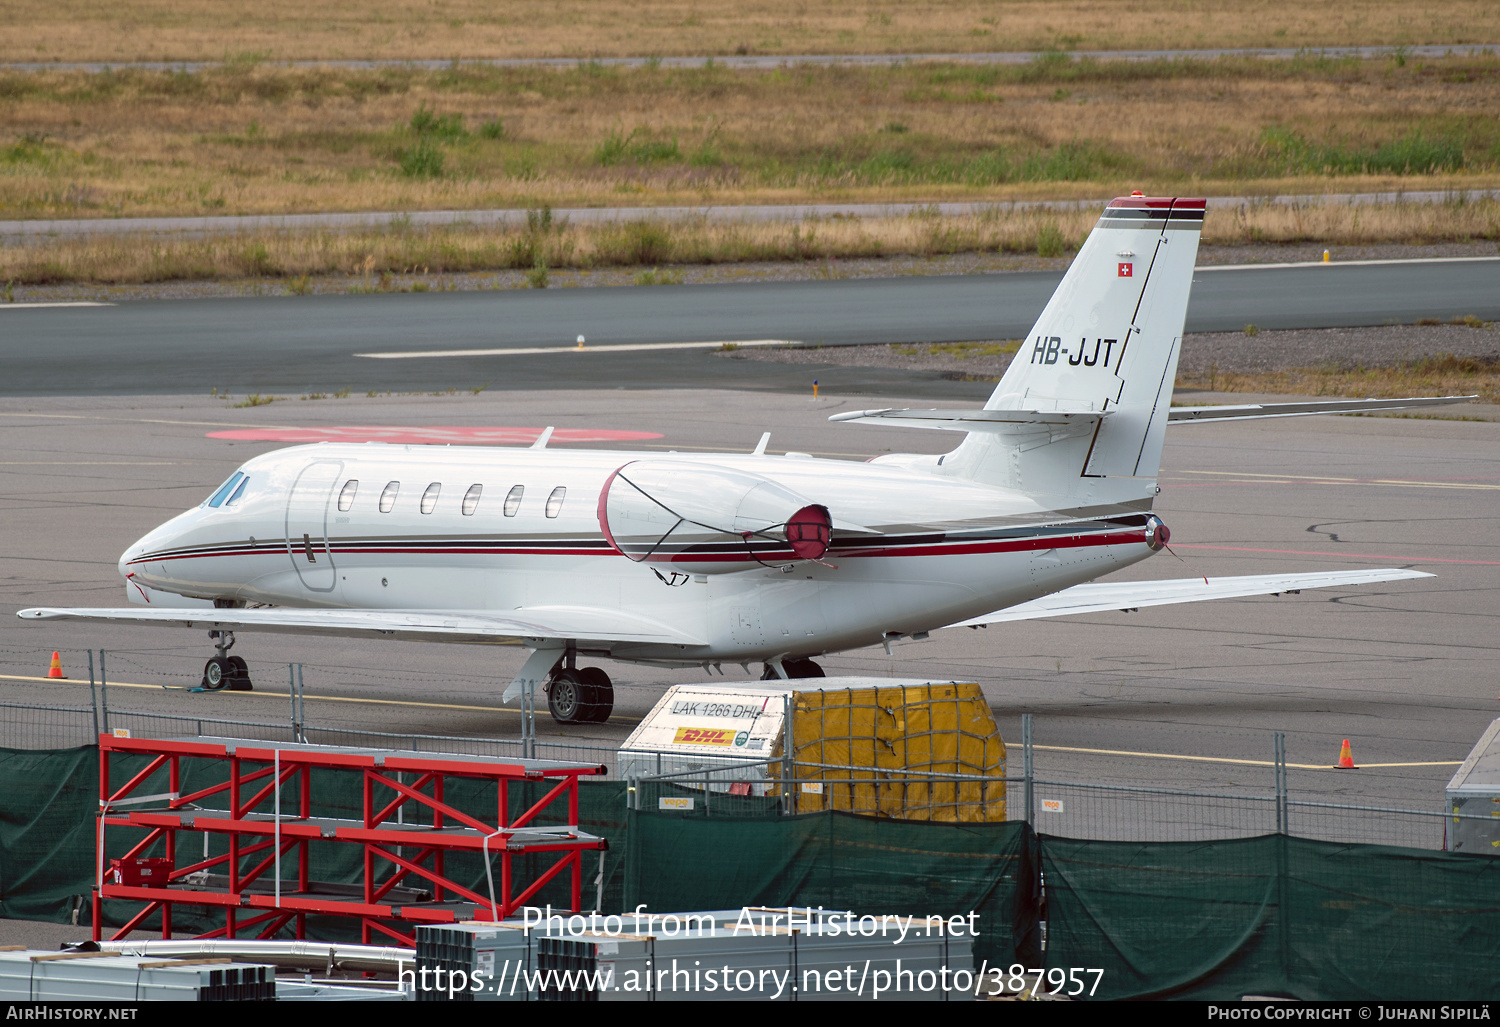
[420,482,441,514]
[225,477,249,506]
[205,472,244,508]
[337,479,358,512]
[379,481,399,513]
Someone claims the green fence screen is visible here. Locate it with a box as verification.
[624,807,1041,967]
[1041,833,1500,1000]
[8,744,1500,1002]
[0,746,98,924]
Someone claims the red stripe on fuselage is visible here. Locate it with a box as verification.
[129,527,1145,568]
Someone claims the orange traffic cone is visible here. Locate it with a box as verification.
[1336,739,1356,769]
[46,651,66,679]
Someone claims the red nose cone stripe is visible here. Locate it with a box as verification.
[786,504,832,561]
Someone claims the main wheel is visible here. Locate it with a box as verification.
[201,656,231,691]
[547,669,589,724]
[578,667,614,723]
[226,655,253,691]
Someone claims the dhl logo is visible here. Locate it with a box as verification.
[673,726,735,746]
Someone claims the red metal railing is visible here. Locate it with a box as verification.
[96,734,606,945]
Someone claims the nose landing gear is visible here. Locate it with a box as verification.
[201,631,253,692]
[545,652,613,724]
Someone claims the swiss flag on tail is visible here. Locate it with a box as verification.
[1118,262,1133,277]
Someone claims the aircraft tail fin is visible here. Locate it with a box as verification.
[942,196,1204,505]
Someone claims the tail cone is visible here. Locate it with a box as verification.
[47,651,66,679]
[1336,739,1356,769]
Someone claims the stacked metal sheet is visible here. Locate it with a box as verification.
[412,923,533,1002]
[416,908,974,1002]
[0,951,275,1001]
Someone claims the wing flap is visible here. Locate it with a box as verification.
[16,605,705,648]
[946,568,1434,627]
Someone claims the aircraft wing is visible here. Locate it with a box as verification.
[1167,396,1475,422]
[832,396,1473,432]
[944,568,1434,627]
[15,605,705,648]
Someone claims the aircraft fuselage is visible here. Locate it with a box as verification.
[121,442,1161,666]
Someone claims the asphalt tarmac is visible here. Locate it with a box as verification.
[2,387,1494,822]
[3,258,1498,396]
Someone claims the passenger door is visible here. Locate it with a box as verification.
[285,461,342,592]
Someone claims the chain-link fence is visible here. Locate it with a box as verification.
[0,647,1487,850]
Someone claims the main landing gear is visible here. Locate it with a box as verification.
[762,657,825,680]
[201,631,253,692]
[545,653,613,725]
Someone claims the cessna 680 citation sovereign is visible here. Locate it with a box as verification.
[21,196,1452,724]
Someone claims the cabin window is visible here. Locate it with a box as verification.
[462,484,482,516]
[546,486,567,519]
[337,479,358,512]
[379,481,399,513]
[204,472,244,508]
[225,477,249,506]
[503,485,524,517]
[420,482,441,514]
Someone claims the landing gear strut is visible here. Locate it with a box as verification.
[545,652,613,724]
[201,631,252,692]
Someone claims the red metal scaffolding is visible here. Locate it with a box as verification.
[95,734,607,946]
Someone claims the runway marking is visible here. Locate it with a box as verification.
[1035,743,1461,771]
[0,302,115,309]
[1178,470,1500,491]
[1173,544,1500,567]
[0,461,181,466]
[1198,256,1500,271]
[0,671,514,714]
[354,339,799,359]
[206,426,662,445]
[0,671,627,724]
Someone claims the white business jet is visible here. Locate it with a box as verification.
[20,196,1455,724]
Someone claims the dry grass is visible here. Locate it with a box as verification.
[5,1,1498,62]
[1177,354,1500,404]
[5,200,1499,286]
[3,57,1500,220]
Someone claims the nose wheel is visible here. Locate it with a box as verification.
[546,666,613,724]
[201,632,253,691]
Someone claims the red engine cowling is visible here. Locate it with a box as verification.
[598,460,831,573]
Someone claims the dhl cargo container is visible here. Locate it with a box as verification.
[619,677,1006,822]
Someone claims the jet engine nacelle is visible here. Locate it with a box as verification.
[598,460,831,573]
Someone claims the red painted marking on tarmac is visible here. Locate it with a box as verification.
[1174,544,1500,566]
[206,426,663,445]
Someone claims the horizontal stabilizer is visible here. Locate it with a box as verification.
[16,605,706,648]
[945,568,1434,627]
[830,407,1106,431]
[1168,396,1476,422]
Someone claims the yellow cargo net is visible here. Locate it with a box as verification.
[771,683,1007,823]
